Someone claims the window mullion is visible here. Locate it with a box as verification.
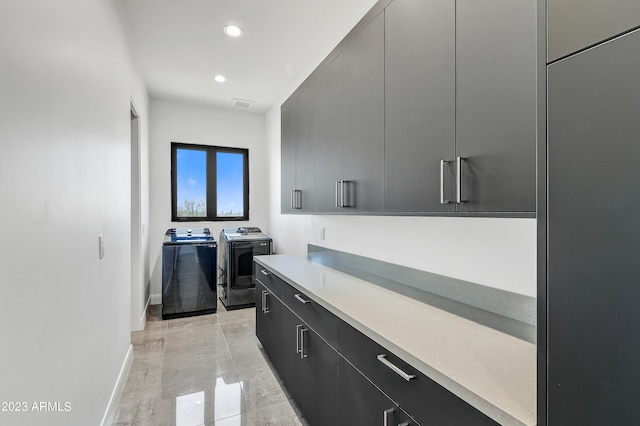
[208,147,217,220]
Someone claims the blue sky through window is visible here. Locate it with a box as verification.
[176,149,207,216]
[217,152,244,216]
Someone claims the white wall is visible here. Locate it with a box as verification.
[266,108,537,298]
[0,0,149,425]
[148,99,268,300]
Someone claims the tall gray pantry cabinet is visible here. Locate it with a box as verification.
[544,28,640,426]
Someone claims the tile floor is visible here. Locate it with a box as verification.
[113,303,308,426]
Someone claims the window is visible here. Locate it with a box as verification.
[171,142,249,221]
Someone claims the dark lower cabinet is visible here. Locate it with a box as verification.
[256,275,338,425]
[280,305,339,426]
[255,281,283,371]
[278,304,305,408]
[338,356,414,426]
[302,325,338,426]
[256,263,498,425]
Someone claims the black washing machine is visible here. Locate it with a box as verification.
[218,227,272,310]
[162,228,217,319]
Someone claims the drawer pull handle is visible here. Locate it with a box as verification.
[260,269,271,276]
[294,294,310,304]
[261,290,270,314]
[377,354,416,381]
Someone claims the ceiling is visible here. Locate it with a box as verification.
[121,0,378,113]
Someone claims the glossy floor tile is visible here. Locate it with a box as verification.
[114,303,308,426]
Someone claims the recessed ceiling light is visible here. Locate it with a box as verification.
[214,75,226,83]
[223,25,244,38]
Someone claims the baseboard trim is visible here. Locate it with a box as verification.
[150,293,162,305]
[136,296,151,330]
[100,344,133,426]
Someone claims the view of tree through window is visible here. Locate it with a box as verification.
[176,148,207,217]
[171,143,249,221]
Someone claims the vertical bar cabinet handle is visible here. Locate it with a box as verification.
[341,180,351,208]
[300,327,308,359]
[291,189,296,209]
[440,160,450,204]
[296,324,303,354]
[335,181,342,208]
[383,408,394,426]
[456,156,465,204]
[261,290,269,313]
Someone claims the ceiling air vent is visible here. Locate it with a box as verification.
[232,98,255,109]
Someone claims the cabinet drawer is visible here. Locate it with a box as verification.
[282,281,339,348]
[254,264,283,298]
[339,321,498,426]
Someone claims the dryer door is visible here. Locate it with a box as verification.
[230,241,271,289]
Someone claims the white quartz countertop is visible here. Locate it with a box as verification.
[254,254,536,426]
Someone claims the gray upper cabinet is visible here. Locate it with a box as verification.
[548,0,640,62]
[384,0,455,213]
[546,28,640,425]
[315,55,344,213]
[281,102,296,214]
[342,12,385,213]
[295,81,317,213]
[280,81,316,213]
[281,0,537,217]
[455,0,537,213]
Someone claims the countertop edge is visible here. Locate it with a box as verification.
[254,255,535,426]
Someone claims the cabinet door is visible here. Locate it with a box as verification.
[280,103,296,213]
[302,326,338,426]
[384,0,456,213]
[547,29,640,425]
[342,12,385,213]
[255,282,282,369]
[338,357,413,426]
[279,306,305,410]
[548,0,640,62]
[315,55,344,213]
[456,0,537,213]
[295,81,317,212]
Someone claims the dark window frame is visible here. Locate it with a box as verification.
[171,142,249,222]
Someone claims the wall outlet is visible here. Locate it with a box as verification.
[98,235,105,260]
[320,227,325,241]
